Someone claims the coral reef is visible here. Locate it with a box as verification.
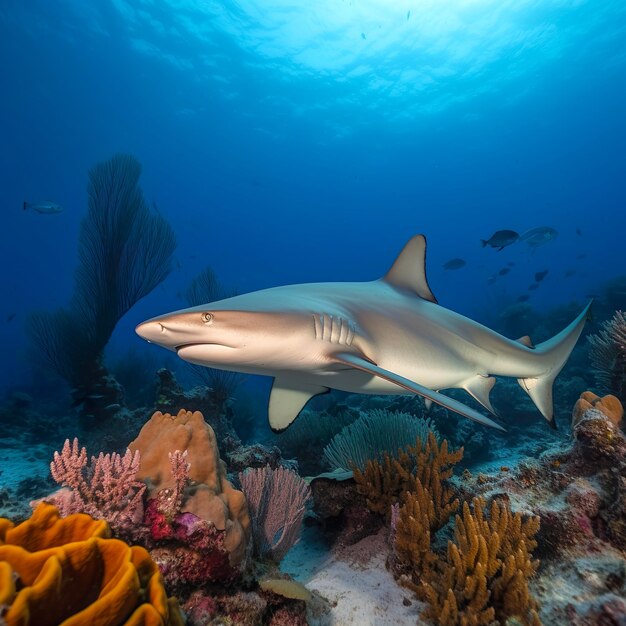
[129,408,250,565]
[240,464,311,563]
[154,369,241,449]
[458,391,626,624]
[0,503,183,625]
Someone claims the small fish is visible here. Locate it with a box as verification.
[520,227,558,248]
[528,284,540,291]
[407,10,411,20]
[498,268,511,276]
[576,228,583,236]
[443,258,466,270]
[6,313,16,322]
[361,32,367,40]
[564,269,576,278]
[517,295,530,302]
[104,403,122,412]
[23,200,63,214]
[577,253,587,260]
[508,262,515,267]
[487,276,497,285]
[481,230,519,251]
[535,270,549,282]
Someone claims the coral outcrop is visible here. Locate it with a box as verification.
[129,408,250,564]
[0,503,183,625]
[458,391,626,624]
[571,391,623,428]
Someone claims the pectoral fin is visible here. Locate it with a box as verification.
[332,352,505,431]
[268,378,329,433]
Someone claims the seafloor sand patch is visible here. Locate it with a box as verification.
[284,525,421,626]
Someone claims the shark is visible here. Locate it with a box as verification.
[136,235,591,433]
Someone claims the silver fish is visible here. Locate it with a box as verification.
[520,227,557,248]
[23,201,63,214]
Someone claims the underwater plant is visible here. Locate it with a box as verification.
[27,154,176,420]
[324,409,439,472]
[588,310,626,403]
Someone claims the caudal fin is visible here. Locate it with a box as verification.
[23,201,29,211]
[518,301,592,428]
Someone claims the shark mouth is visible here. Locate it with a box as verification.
[176,342,237,353]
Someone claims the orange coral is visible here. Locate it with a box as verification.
[572,391,623,428]
[417,498,541,626]
[129,409,250,563]
[353,432,462,520]
[0,503,183,626]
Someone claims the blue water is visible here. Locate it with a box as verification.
[1,0,625,396]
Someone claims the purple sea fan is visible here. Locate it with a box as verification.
[588,310,626,402]
[239,464,310,563]
[48,437,146,529]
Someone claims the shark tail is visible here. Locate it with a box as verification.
[518,301,592,428]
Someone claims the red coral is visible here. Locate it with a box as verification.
[144,497,238,588]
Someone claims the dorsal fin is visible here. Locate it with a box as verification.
[382,234,438,304]
[516,335,535,349]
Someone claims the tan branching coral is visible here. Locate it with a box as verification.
[417,497,541,626]
[353,432,463,519]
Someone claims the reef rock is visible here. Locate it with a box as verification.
[459,391,626,625]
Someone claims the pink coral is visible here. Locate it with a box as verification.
[47,437,145,530]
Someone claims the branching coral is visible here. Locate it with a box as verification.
[353,431,462,518]
[588,310,626,402]
[414,497,541,626]
[47,437,145,533]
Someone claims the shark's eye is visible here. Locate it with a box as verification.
[201,312,214,324]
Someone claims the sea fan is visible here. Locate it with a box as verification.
[588,310,626,402]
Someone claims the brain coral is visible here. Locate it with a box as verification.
[0,503,183,626]
[129,409,250,564]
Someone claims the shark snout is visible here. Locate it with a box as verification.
[135,320,171,346]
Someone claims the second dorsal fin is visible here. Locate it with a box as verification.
[516,335,535,349]
[382,234,438,304]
